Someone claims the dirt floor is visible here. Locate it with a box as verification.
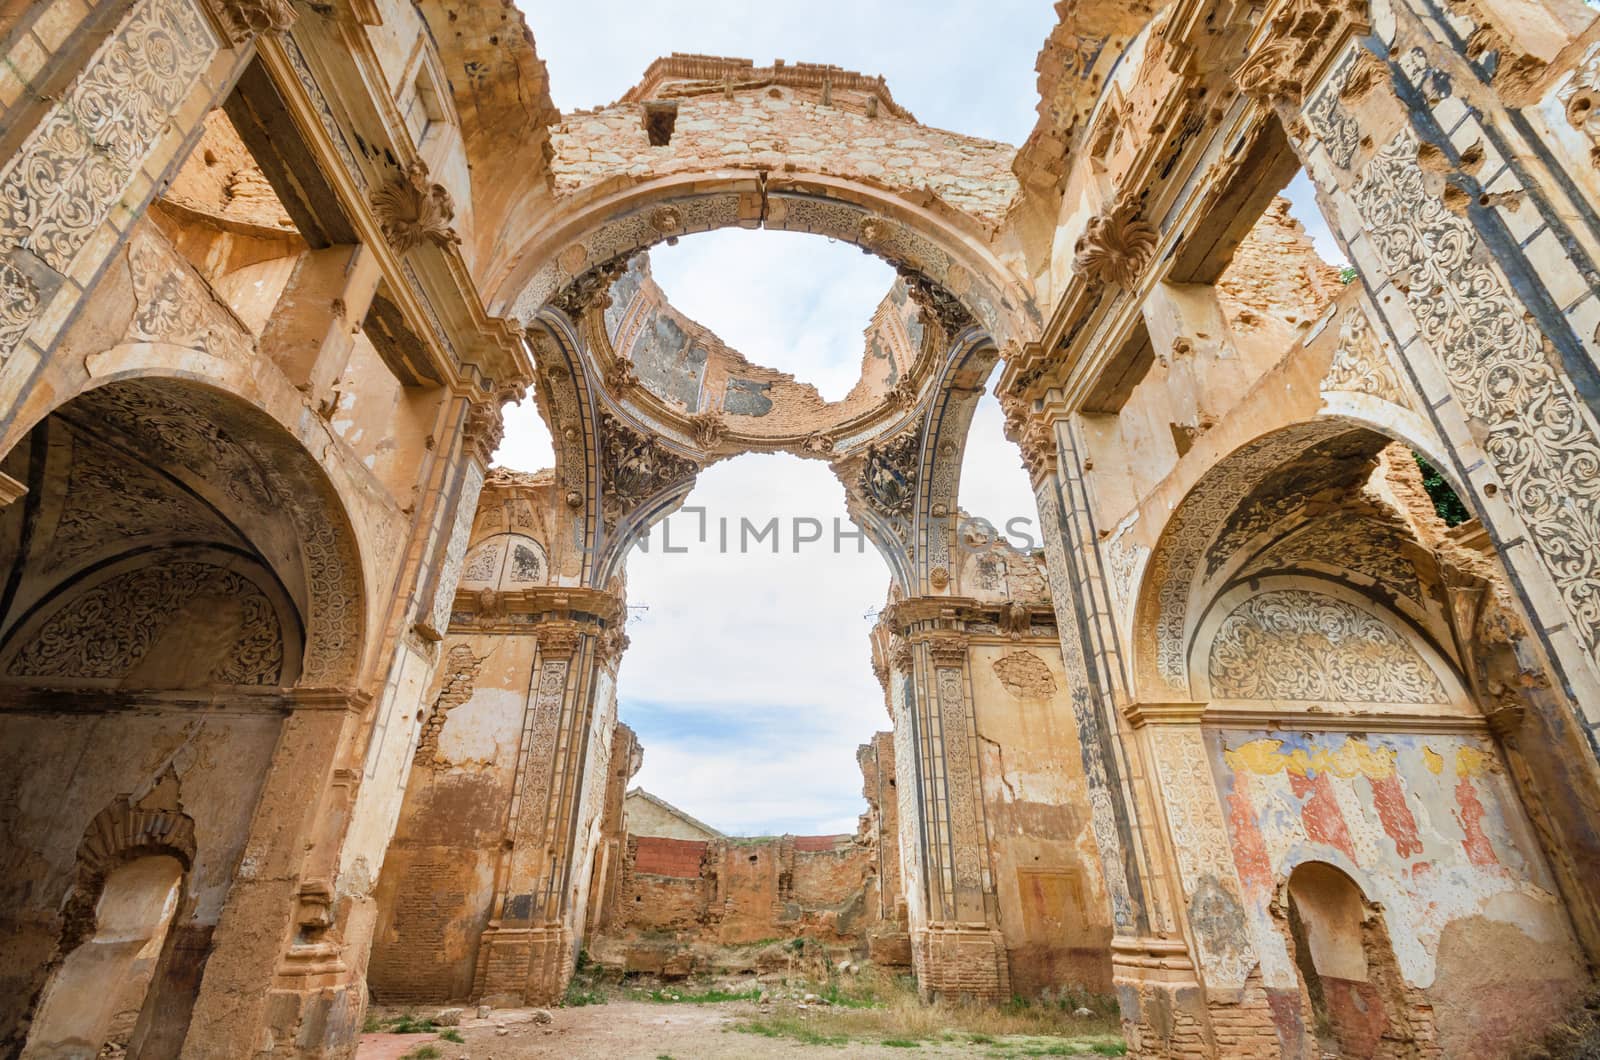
[356,997,1125,1060]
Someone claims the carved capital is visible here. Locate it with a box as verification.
[599,624,631,667]
[536,623,583,658]
[218,0,297,41]
[372,160,460,254]
[926,632,969,668]
[1072,194,1157,289]
[889,635,914,674]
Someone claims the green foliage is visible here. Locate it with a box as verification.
[437,1028,464,1044]
[883,1039,920,1048]
[361,1012,382,1033]
[401,1047,441,1060]
[385,1013,438,1034]
[737,1019,849,1046]
[1413,452,1471,526]
[1339,266,1358,284]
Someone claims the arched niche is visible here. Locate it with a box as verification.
[1130,416,1474,702]
[1189,577,1471,715]
[0,376,367,689]
[460,533,550,593]
[23,856,185,1060]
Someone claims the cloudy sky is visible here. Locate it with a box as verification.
[498,1,1343,835]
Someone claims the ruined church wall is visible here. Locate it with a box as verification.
[368,636,534,1003]
[969,641,1114,995]
[1209,729,1586,1058]
[0,711,281,1049]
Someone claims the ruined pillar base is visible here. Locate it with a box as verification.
[912,922,1010,1002]
[1111,936,1213,1059]
[472,922,573,1007]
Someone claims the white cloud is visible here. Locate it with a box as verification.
[649,231,895,402]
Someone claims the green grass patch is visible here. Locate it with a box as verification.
[383,1013,438,1034]
[883,1039,920,1048]
[437,1028,464,1043]
[736,1019,849,1047]
[401,1047,441,1060]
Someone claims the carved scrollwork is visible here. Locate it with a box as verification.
[1234,0,1369,107]
[218,0,297,41]
[1072,194,1157,289]
[1207,589,1448,703]
[372,160,461,254]
[598,412,699,528]
[1323,306,1407,405]
[899,269,974,342]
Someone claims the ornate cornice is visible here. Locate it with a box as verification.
[1234,0,1369,107]
[536,622,584,658]
[685,408,727,450]
[371,160,461,254]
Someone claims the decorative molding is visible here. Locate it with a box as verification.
[1322,305,1407,405]
[1354,129,1600,660]
[0,0,216,364]
[372,160,461,254]
[553,256,632,319]
[1207,589,1449,703]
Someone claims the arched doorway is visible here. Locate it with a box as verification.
[1283,863,1410,1060]
[23,856,185,1059]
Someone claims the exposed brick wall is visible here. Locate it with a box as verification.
[632,836,708,878]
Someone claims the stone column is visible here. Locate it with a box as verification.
[884,600,1010,1001]
[473,606,628,1006]
[179,687,372,1059]
[1009,396,1212,1055]
[1238,0,1600,733]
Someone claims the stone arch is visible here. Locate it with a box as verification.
[493,174,1039,349]
[912,332,1007,595]
[1130,414,1471,701]
[1279,861,1421,1060]
[0,374,367,688]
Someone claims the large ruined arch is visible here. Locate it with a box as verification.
[494,173,1038,349]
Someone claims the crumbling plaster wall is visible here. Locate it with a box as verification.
[368,636,528,1003]
[970,642,1115,993]
[0,712,281,1051]
[1211,729,1585,1058]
